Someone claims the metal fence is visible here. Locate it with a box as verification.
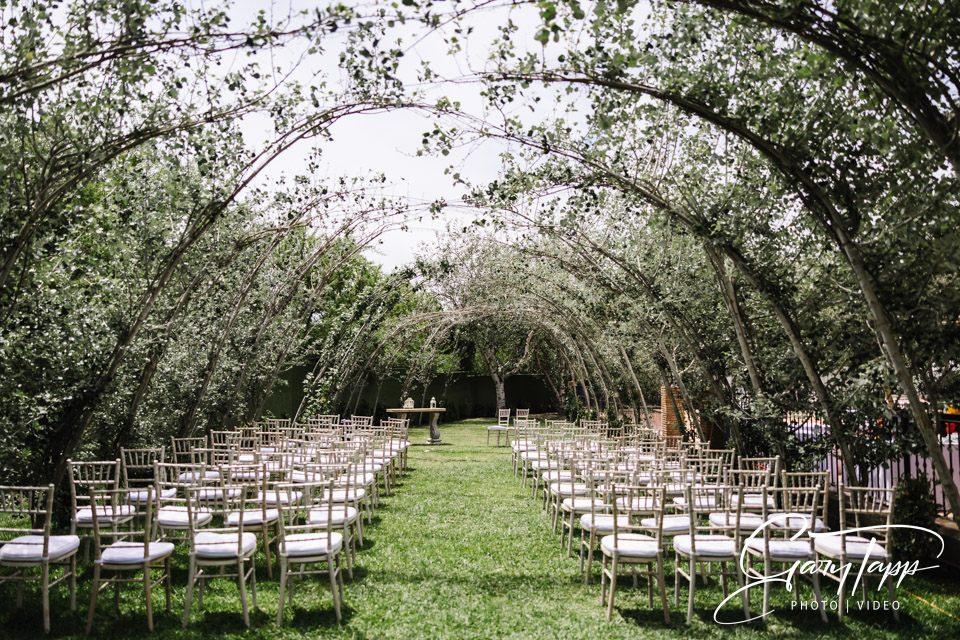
[785,412,960,515]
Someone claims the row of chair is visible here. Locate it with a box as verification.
[511,421,900,624]
[0,417,410,633]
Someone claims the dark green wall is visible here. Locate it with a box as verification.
[263,368,558,423]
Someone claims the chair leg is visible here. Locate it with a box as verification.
[838,574,846,622]
[40,562,51,634]
[263,527,273,578]
[251,558,258,609]
[144,564,154,632]
[606,556,618,620]
[584,531,596,584]
[182,556,196,628]
[344,523,354,579]
[600,554,608,602]
[276,559,287,624]
[887,574,900,622]
[165,557,172,613]
[70,555,77,611]
[721,560,729,598]
[337,554,345,605]
[329,556,342,622]
[674,552,680,607]
[113,572,121,614]
[811,564,827,623]
[687,557,696,623]
[657,556,670,624]
[86,563,100,635]
[736,559,749,622]
[762,556,772,616]
[238,560,250,627]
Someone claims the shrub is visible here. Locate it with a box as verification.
[891,472,939,562]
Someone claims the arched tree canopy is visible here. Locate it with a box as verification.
[1,0,958,520]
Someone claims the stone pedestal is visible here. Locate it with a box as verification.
[386,407,446,444]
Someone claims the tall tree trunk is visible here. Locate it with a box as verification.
[535,346,566,411]
[620,343,653,430]
[705,246,763,395]
[657,338,707,442]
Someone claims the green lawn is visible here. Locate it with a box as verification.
[2,419,959,638]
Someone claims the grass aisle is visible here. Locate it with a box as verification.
[310,419,960,639]
[3,419,959,638]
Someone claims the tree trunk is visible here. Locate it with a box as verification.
[705,246,763,395]
[619,343,653,430]
[657,338,707,442]
[492,373,506,410]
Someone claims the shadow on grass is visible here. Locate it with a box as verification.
[284,603,354,628]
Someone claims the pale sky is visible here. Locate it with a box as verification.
[223,1,546,271]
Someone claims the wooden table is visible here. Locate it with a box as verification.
[386,407,447,444]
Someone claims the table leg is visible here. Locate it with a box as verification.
[427,412,442,445]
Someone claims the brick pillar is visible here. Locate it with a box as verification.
[661,385,683,438]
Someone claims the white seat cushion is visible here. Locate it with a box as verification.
[745,539,813,559]
[708,511,764,533]
[641,515,689,533]
[340,473,376,486]
[76,505,136,523]
[581,514,632,533]
[308,506,359,526]
[101,541,175,565]
[732,494,777,509]
[531,460,560,471]
[814,535,888,560]
[672,495,718,509]
[260,490,303,505]
[549,482,589,496]
[177,471,220,482]
[601,533,659,558]
[228,470,265,481]
[195,488,241,501]
[674,534,736,558]
[128,488,177,503]
[770,512,827,532]
[157,506,212,528]
[0,535,80,562]
[226,509,280,526]
[194,531,257,559]
[541,471,573,482]
[282,532,343,557]
[561,497,604,511]
[322,489,366,502]
[615,496,656,512]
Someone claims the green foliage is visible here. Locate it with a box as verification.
[892,472,940,562]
